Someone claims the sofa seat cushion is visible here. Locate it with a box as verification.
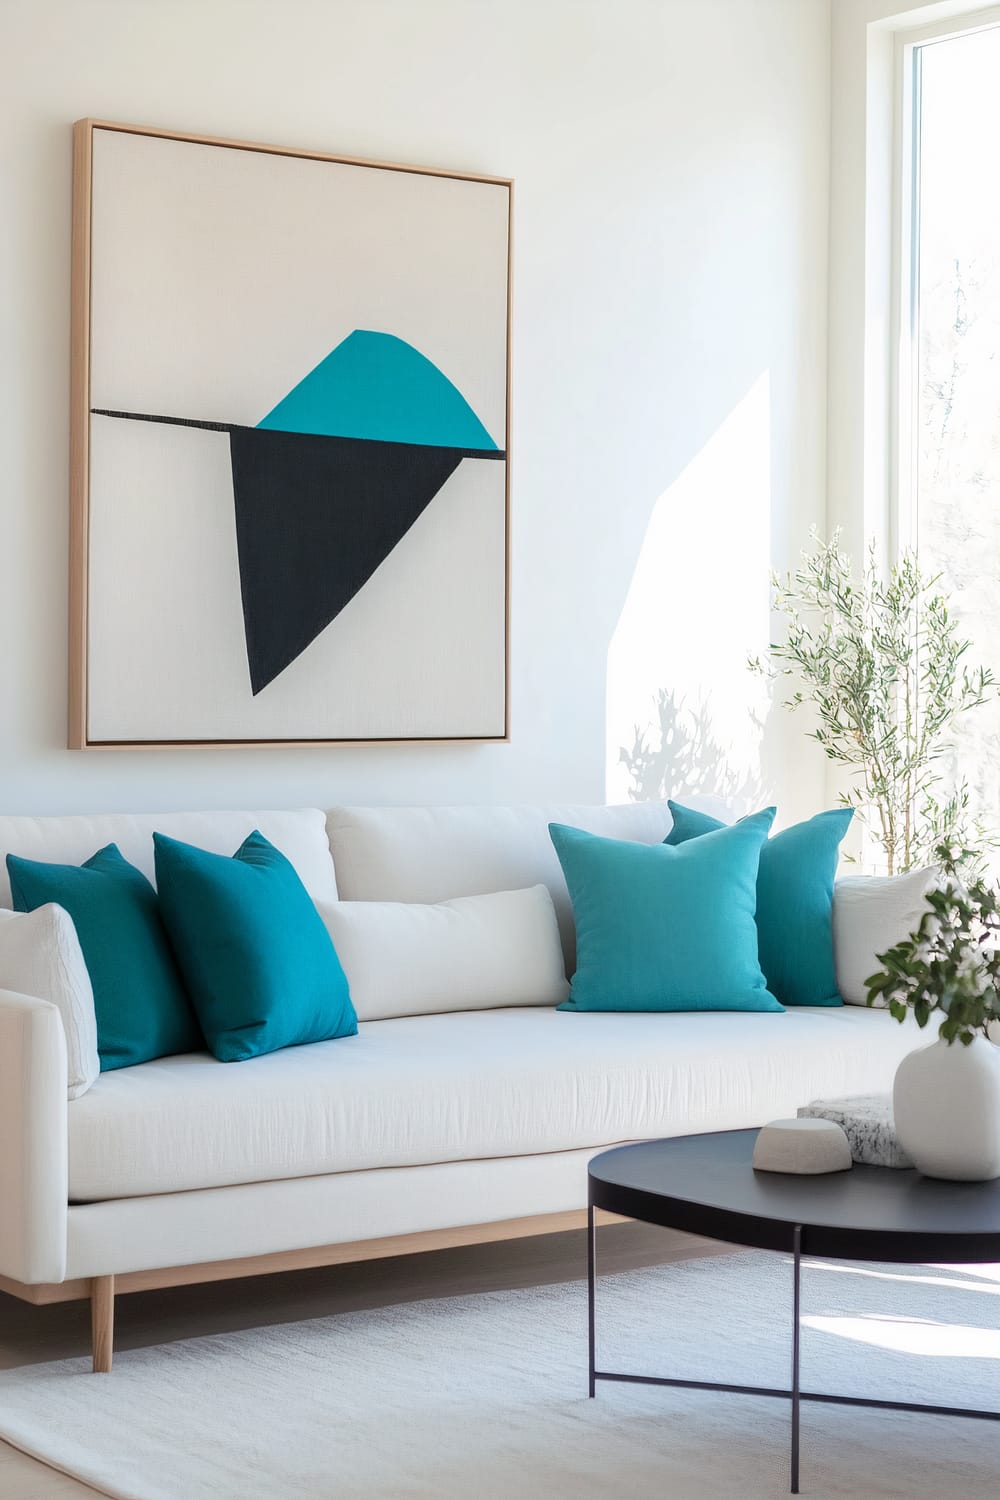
[67,1006,927,1203]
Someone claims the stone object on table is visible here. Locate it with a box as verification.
[798,1094,913,1168]
[752,1117,853,1175]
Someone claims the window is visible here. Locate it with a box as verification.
[900,17,1000,842]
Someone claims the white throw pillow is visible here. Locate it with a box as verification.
[833,867,939,1006]
[0,904,100,1097]
[320,885,570,1022]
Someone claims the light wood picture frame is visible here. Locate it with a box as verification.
[69,120,512,749]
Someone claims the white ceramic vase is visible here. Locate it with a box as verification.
[894,1033,1000,1181]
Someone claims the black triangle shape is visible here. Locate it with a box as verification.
[229,428,464,694]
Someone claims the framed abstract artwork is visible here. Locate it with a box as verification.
[69,120,511,747]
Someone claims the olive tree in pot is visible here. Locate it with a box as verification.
[750,533,995,874]
[867,861,1000,1180]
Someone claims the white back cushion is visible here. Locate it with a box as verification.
[326,801,677,966]
[0,905,99,1098]
[320,885,569,1021]
[0,809,337,908]
[834,866,939,1005]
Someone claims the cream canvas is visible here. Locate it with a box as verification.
[74,123,511,745]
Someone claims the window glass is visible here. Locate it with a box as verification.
[914,26,1000,841]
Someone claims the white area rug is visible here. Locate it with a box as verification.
[1,1251,999,1498]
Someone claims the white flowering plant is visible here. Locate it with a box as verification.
[866,849,1000,1045]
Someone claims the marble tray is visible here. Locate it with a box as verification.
[797,1094,913,1169]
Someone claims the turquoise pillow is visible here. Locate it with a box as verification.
[665,803,853,1007]
[6,844,201,1070]
[550,811,782,1013]
[153,830,357,1062]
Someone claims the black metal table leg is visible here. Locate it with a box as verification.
[587,1195,596,1397]
[791,1225,802,1494]
[588,1132,1000,1491]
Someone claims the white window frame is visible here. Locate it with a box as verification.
[890,4,1000,558]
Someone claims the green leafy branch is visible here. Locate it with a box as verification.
[866,845,1000,1045]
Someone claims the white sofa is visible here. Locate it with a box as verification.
[0,800,928,1371]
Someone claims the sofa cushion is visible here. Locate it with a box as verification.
[67,1005,926,1202]
[154,831,357,1061]
[0,904,99,1098]
[666,802,854,1007]
[325,801,711,967]
[551,815,782,1013]
[319,885,568,1021]
[7,844,202,1071]
[0,809,337,909]
[834,866,939,1005]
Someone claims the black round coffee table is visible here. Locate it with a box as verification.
[588,1130,1000,1494]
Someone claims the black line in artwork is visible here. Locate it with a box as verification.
[89,409,505,460]
[90,408,236,433]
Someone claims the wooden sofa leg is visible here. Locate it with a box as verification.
[91,1275,115,1373]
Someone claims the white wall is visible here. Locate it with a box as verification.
[0,0,831,819]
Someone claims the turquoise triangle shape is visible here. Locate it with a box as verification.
[257,330,499,451]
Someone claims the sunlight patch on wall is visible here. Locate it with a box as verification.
[606,375,772,808]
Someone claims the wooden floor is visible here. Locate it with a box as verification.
[0,1221,716,1498]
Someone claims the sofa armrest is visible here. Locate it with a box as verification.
[0,988,68,1283]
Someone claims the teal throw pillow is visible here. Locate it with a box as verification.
[153,830,357,1062]
[6,844,201,1070]
[665,802,853,1007]
[550,811,782,1014]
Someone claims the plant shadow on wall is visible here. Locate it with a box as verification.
[619,690,766,809]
